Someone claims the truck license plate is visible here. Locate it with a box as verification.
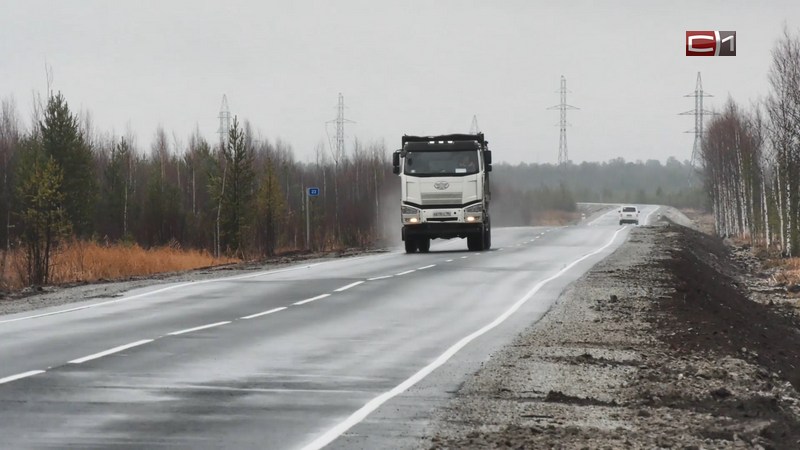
[433,211,450,217]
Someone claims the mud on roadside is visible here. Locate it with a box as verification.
[424,219,800,449]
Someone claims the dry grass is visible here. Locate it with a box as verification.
[531,210,581,226]
[0,241,238,291]
[773,257,800,287]
[679,208,716,235]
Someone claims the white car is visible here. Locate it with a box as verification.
[619,205,639,225]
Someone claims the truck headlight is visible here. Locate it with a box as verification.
[464,204,482,213]
[402,205,420,215]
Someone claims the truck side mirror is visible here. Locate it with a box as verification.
[392,151,400,175]
[484,150,492,165]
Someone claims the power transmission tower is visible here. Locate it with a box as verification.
[326,93,355,164]
[679,72,716,167]
[218,94,231,149]
[547,75,579,166]
[469,115,480,134]
[324,93,355,241]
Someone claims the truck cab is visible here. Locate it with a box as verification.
[393,133,492,253]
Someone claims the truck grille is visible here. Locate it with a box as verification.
[420,192,462,205]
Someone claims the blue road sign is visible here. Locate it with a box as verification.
[307,187,320,197]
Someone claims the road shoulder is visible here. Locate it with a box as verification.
[424,221,800,449]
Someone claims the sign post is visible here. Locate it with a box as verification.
[306,187,320,250]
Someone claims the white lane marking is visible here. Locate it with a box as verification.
[497,248,504,251]
[0,264,320,325]
[417,264,436,270]
[0,370,46,385]
[334,281,365,292]
[241,307,287,320]
[293,294,331,306]
[395,270,415,276]
[460,256,468,259]
[69,339,153,364]
[301,226,628,450]
[445,259,454,262]
[168,321,230,336]
[367,275,393,281]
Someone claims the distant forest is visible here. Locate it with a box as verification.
[490,158,705,226]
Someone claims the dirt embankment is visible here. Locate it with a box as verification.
[424,219,800,449]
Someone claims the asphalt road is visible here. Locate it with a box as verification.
[0,205,659,449]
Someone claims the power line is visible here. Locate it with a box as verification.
[547,75,579,166]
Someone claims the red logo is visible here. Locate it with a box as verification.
[686,31,736,56]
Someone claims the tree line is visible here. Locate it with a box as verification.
[0,88,718,288]
[0,93,392,286]
[699,29,800,255]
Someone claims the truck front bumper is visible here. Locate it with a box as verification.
[403,222,483,240]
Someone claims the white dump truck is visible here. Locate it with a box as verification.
[392,133,492,253]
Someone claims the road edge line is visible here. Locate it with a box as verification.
[300,226,628,450]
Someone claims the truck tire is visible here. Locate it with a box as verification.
[404,238,417,253]
[467,233,482,251]
[483,226,491,250]
[418,237,431,253]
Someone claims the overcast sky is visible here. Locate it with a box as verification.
[2,0,797,164]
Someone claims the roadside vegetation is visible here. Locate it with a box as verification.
[694,28,800,293]
[0,240,236,291]
[699,28,800,256]
[0,89,391,291]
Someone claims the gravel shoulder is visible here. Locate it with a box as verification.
[424,213,800,449]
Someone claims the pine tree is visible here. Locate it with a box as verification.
[15,139,70,285]
[39,93,97,236]
[212,117,254,256]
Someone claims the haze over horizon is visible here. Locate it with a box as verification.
[2,0,797,164]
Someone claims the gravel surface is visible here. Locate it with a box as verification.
[424,213,800,449]
[0,250,383,317]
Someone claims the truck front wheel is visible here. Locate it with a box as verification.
[467,233,483,251]
[483,226,491,250]
[418,237,431,253]
[404,238,417,253]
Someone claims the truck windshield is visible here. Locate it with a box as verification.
[404,151,479,176]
